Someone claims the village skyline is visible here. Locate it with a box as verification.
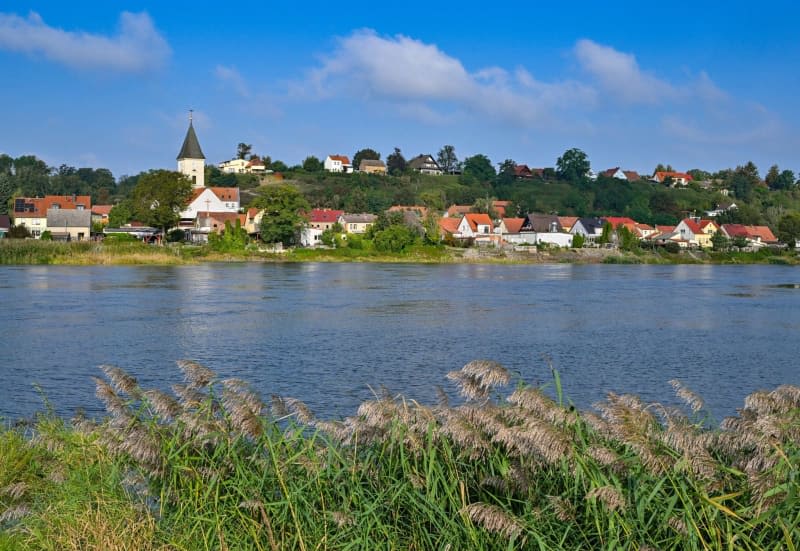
[1,2,799,178]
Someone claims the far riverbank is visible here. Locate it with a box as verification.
[0,239,798,266]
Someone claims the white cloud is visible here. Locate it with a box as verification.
[574,39,676,104]
[0,11,170,72]
[306,29,594,126]
[215,65,251,98]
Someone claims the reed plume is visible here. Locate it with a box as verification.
[669,379,705,414]
[585,485,626,513]
[464,502,523,540]
[447,360,510,402]
[176,360,216,388]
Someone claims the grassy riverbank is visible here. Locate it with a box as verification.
[1,239,798,266]
[1,361,798,549]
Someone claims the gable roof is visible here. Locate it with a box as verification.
[521,213,563,233]
[623,170,641,181]
[340,213,377,224]
[678,218,703,234]
[514,164,533,177]
[177,122,205,160]
[575,217,605,234]
[746,225,778,243]
[558,216,579,230]
[92,205,113,215]
[601,167,622,177]
[501,217,524,234]
[492,200,512,218]
[407,154,441,170]
[603,216,637,229]
[654,171,693,182]
[46,209,92,228]
[13,195,92,217]
[388,205,429,218]
[309,208,344,223]
[359,159,386,169]
[446,204,472,217]
[328,155,351,164]
[188,187,240,204]
[438,217,460,235]
[463,213,493,231]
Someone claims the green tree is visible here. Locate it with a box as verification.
[271,160,289,173]
[471,197,498,219]
[777,213,800,247]
[320,222,343,247]
[556,148,590,182]
[496,159,516,186]
[352,148,380,171]
[765,165,796,190]
[617,224,639,251]
[251,185,310,246]
[654,163,674,173]
[131,170,193,234]
[387,147,406,175]
[108,200,135,227]
[7,224,31,239]
[711,231,730,251]
[597,221,613,245]
[237,143,252,160]
[302,156,323,172]
[572,233,585,248]
[0,173,13,215]
[436,145,458,174]
[372,224,417,252]
[208,220,249,251]
[462,154,495,183]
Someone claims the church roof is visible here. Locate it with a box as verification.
[176,122,205,160]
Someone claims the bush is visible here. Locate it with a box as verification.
[167,229,186,243]
[372,224,417,252]
[39,230,53,241]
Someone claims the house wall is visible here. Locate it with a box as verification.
[536,233,573,247]
[324,157,343,172]
[181,189,240,219]
[300,227,324,247]
[15,216,47,238]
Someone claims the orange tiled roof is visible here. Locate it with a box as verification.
[14,195,92,216]
[501,217,524,234]
[92,205,113,215]
[446,204,472,217]
[438,217,460,234]
[464,213,493,231]
[328,155,351,164]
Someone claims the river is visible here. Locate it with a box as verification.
[1,263,798,423]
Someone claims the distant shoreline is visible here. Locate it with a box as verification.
[1,240,798,266]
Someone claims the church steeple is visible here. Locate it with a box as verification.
[177,110,205,188]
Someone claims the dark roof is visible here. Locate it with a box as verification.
[176,122,205,160]
[574,217,605,233]
[407,155,441,171]
[46,209,92,228]
[521,213,563,233]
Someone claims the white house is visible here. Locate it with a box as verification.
[180,187,240,222]
[177,113,205,189]
[457,213,493,240]
[324,155,353,173]
[218,158,267,174]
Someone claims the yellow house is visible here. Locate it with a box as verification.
[338,213,377,234]
[359,159,387,175]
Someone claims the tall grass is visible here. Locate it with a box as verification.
[1,360,798,549]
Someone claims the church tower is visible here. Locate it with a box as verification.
[177,111,205,189]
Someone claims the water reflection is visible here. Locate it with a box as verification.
[0,263,798,423]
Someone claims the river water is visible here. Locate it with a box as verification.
[1,263,798,422]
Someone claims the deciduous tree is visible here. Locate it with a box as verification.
[387,147,406,175]
[302,156,323,172]
[436,145,458,174]
[131,170,193,234]
[352,148,380,171]
[251,185,310,246]
[557,148,590,183]
[237,143,252,160]
[462,154,495,183]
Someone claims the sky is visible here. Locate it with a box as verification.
[0,1,798,180]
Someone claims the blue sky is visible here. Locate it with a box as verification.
[0,1,798,179]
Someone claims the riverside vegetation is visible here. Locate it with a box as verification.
[1,361,798,549]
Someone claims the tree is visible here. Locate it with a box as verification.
[130,170,193,234]
[765,165,796,190]
[471,197,498,219]
[7,225,31,239]
[352,148,380,171]
[302,156,323,172]
[496,159,516,186]
[387,147,406,175]
[372,224,417,252]
[711,231,730,251]
[208,220,249,251]
[462,154,495,183]
[237,143,252,160]
[777,213,800,248]
[271,160,288,173]
[436,145,458,174]
[654,163,674,173]
[251,185,310,246]
[556,148,590,182]
[0,173,13,215]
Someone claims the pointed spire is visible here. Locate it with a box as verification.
[177,111,205,160]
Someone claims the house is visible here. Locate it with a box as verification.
[635,223,657,239]
[308,208,344,231]
[623,171,642,182]
[438,217,461,241]
[557,216,579,233]
[180,187,240,228]
[652,171,694,186]
[338,213,377,234]
[218,157,268,174]
[705,200,738,218]
[12,195,92,238]
[445,205,472,218]
[407,154,443,175]
[674,218,718,248]
[243,208,264,236]
[570,217,606,241]
[513,165,533,179]
[601,167,627,180]
[324,155,353,173]
[492,200,512,218]
[46,209,92,241]
[91,205,113,225]
[519,213,571,247]
[359,159,387,175]
[0,214,10,238]
[495,217,525,243]
[192,212,246,243]
[520,213,563,234]
[721,224,779,248]
[457,213,493,240]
